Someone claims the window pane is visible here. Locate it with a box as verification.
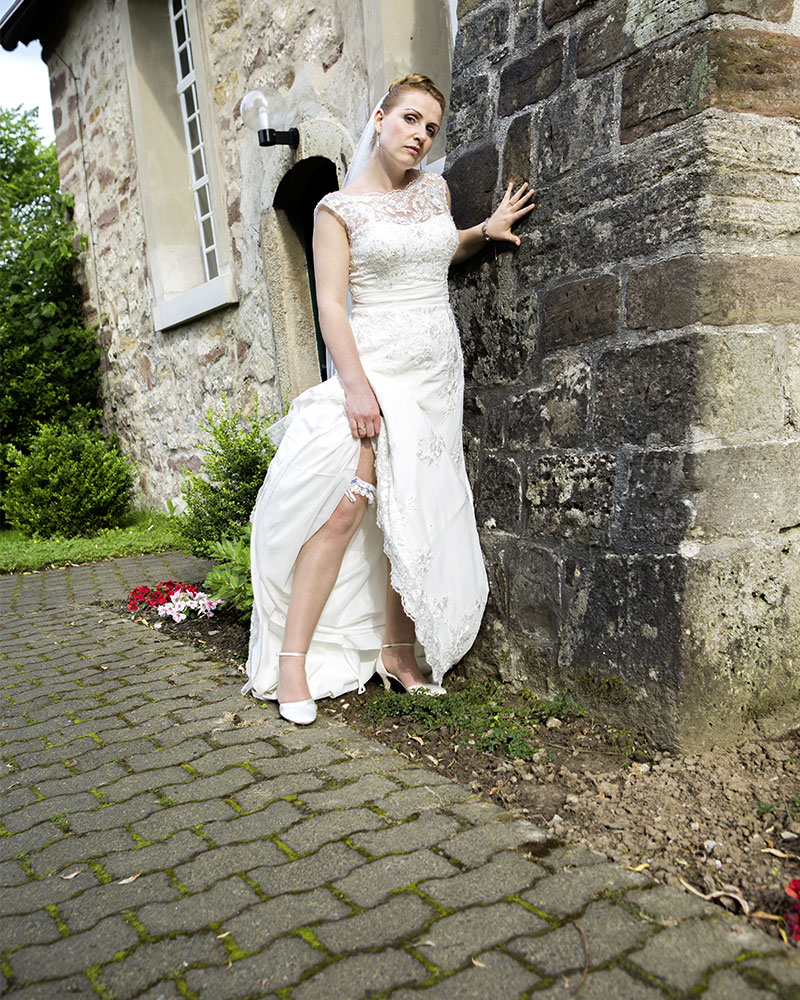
[196,185,210,217]
[182,86,196,118]
[206,249,219,280]
[192,147,205,181]
[188,116,200,150]
[202,217,214,249]
[179,46,190,79]
[175,14,186,47]
[172,0,182,16]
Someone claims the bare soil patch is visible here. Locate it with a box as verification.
[112,599,800,942]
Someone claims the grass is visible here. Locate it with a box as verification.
[0,509,187,574]
[359,677,582,761]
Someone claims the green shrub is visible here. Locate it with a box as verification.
[3,422,135,538]
[204,525,253,618]
[179,399,278,557]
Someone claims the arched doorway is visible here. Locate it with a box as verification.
[272,157,339,382]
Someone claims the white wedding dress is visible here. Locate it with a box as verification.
[243,170,488,701]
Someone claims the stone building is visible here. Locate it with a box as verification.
[2,0,799,747]
[446,0,800,746]
[0,0,456,499]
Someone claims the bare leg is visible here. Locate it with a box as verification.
[278,440,375,705]
[380,568,430,688]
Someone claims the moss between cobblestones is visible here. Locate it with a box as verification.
[29,785,44,801]
[270,836,300,861]
[85,965,112,999]
[45,903,70,937]
[506,895,559,926]
[165,870,192,895]
[88,860,113,884]
[127,827,149,847]
[121,909,150,944]
[616,954,675,994]
[221,795,245,814]
[17,854,39,879]
[211,924,248,963]
[392,884,452,919]
[237,872,269,900]
[0,820,11,837]
[737,962,800,1000]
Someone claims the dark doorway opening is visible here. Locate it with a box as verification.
[273,157,339,381]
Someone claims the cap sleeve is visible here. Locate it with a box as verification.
[314,192,349,234]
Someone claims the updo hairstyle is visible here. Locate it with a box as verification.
[380,73,446,115]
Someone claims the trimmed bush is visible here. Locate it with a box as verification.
[3,422,135,538]
[178,399,278,557]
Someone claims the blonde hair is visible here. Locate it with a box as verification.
[381,73,446,115]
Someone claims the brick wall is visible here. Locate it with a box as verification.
[446,0,800,747]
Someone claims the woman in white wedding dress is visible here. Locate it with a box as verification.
[244,74,534,724]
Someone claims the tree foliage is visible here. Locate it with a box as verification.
[0,106,99,460]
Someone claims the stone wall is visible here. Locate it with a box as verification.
[446,0,800,747]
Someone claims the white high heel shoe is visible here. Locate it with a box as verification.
[374,643,446,696]
[277,652,316,725]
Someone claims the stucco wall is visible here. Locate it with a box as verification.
[446,0,800,747]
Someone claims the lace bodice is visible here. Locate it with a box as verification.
[315,171,458,305]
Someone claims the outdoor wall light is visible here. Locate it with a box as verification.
[240,89,299,149]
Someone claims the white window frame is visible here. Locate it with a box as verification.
[168,0,219,283]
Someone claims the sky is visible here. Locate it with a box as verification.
[0,0,54,141]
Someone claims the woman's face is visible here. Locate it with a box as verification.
[376,90,443,167]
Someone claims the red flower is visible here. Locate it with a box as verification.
[785,880,800,943]
[127,581,198,612]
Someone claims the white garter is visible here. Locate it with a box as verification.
[345,476,376,505]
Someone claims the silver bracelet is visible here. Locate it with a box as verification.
[481,218,491,241]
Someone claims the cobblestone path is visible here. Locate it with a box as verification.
[2,554,800,998]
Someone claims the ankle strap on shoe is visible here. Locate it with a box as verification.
[382,643,414,648]
[279,651,307,657]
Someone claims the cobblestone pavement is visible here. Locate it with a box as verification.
[2,554,800,999]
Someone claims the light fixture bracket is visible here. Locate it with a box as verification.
[258,128,300,149]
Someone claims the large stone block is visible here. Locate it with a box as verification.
[600,328,785,447]
[594,338,695,447]
[506,358,590,450]
[701,114,800,255]
[506,542,563,643]
[685,441,800,540]
[617,450,694,549]
[476,451,524,533]
[558,552,686,745]
[542,273,619,349]
[452,260,539,385]
[498,39,563,117]
[680,540,800,745]
[454,5,509,67]
[577,0,793,78]
[538,77,616,180]
[448,73,494,151]
[628,255,800,330]
[515,120,707,288]
[542,0,601,27]
[526,451,617,544]
[503,113,532,187]
[444,143,499,229]
[621,30,800,143]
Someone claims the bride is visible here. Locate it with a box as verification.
[243,73,534,724]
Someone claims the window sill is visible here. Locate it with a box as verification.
[154,272,238,331]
